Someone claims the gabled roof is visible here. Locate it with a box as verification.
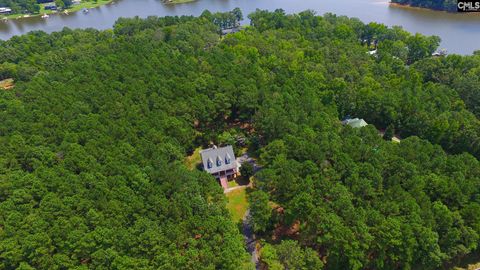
[342,118,368,128]
[221,27,240,35]
[200,146,238,174]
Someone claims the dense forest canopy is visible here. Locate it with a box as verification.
[391,0,458,12]
[0,8,480,270]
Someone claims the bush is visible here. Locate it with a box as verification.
[240,162,254,180]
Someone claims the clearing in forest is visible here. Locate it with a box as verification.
[0,78,14,90]
[226,187,248,223]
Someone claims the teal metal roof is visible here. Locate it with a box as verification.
[344,118,368,128]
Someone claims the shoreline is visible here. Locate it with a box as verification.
[389,2,450,12]
[1,0,114,21]
[389,2,480,14]
[163,0,197,5]
[0,0,196,22]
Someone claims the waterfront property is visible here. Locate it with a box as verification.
[0,0,479,55]
[200,145,240,189]
[432,48,447,57]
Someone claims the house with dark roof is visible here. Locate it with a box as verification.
[200,145,240,189]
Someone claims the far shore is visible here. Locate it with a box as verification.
[1,0,114,21]
[163,0,197,5]
[389,1,480,14]
[0,0,198,22]
[389,2,450,12]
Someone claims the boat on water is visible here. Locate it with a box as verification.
[41,14,49,19]
[82,8,89,13]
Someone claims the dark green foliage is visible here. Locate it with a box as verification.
[255,126,480,269]
[0,15,250,270]
[240,162,254,180]
[210,8,243,30]
[0,0,39,14]
[0,9,479,270]
[248,190,272,233]
[55,0,72,9]
[412,55,480,121]
[260,240,324,270]
[383,124,395,140]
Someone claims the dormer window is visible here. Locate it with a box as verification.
[207,158,213,169]
[225,154,231,164]
[216,156,222,166]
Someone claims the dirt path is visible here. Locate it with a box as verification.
[224,184,250,194]
[243,210,259,269]
[235,152,261,269]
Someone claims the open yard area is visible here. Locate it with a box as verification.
[64,0,113,13]
[226,187,248,223]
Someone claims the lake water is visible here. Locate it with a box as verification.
[1,0,480,55]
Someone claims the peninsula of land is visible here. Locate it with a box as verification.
[390,0,457,12]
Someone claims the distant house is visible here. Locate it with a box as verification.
[221,27,240,36]
[44,4,57,10]
[342,118,368,128]
[0,7,12,14]
[432,49,447,57]
[200,145,240,189]
[368,49,377,56]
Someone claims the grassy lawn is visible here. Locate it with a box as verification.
[63,0,112,13]
[226,187,248,223]
[184,147,202,170]
[227,180,238,188]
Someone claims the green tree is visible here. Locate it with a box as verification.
[383,124,395,140]
[248,190,272,233]
[240,162,254,181]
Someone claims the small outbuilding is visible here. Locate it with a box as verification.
[221,27,240,36]
[342,118,368,128]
